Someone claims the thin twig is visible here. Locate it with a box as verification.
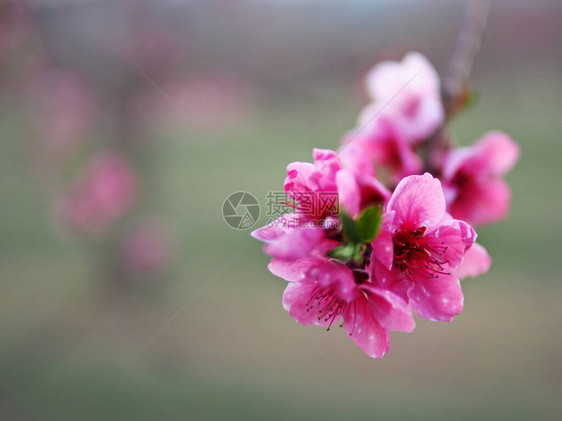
[442,0,491,116]
[423,0,491,172]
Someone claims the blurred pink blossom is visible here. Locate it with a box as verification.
[340,117,422,184]
[29,70,97,156]
[56,152,138,236]
[359,52,444,143]
[441,131,520,226]
[120,219,173,277]
[133,74,253,131]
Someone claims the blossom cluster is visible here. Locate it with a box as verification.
[55,152,138,236]
[252,52,519,358]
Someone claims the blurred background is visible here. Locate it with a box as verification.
[0,0,561,419]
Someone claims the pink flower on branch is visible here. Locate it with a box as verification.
[253,148,389,261]
[383,173,488,321]
[253,149,414,358]
[56,152,138,236]
[251,46,515,359]
[441,131,520,226]
[282,259,415,359]
[340,116,422,185]
[252,144,493,356]
[359,52,445,143]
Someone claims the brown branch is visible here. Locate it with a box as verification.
[442,0,491,117]
[422,0,491,173]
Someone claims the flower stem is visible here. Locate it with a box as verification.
[422,0,491,173]
[442,0,491,117]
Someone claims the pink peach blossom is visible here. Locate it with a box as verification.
[335,167,389,219]
[253,149,342,261]
[120,219,173,277]
[286,148,390,221]
[252,50,515,359]
[253,148,413,358]
[456,243,491,279]
[281,258,415,359]
[359,52,444,143]
[384,173,481,321]
[340,117,422,184]
[284,148,341,216]
[251,213,330,261]
[29,71,96,155]
[441,131,520,226]
[56,152,138,236]
[253,149,389,261]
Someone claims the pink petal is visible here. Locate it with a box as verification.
[284,161,316,196]
[250,214,296,242]
[362,285,415,332]
[392,128,423,179]
[370,210,395,269]
[282,283,331,326]
[307,261,358,303]
[336,169,390,219]
[251,214,325,260]
[268,255,326,282]
[263,226,324,260]
[457,243,491,279]
[310,149,340,193]
[342,295,390,359]
[431,219,477,268]
[388,173,446,229]
[350,115,423,181]
[338,140,375,177]
[365,52,440,101]
[357,101,385,128]
[370,261,411,304]
[450,178,511,226]
[336,169,362,218]
[441,147,475,181]
[474,131,520,175]
[284,149,341,202]
[312,148,340,171]
[400,51,441,94]
[363,52,443,142]
[408,275,464,322]
[397,95,444,141]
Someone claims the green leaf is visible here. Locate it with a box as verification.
[356,206,382,242]
[465,90,478,109]
[340,211,361,244]
[328,243,364,264]
[327,243,357,262]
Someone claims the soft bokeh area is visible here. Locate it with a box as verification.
[1,0,561,419]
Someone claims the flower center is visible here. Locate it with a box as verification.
[401,95,421,118]
[306,285,347,330]
[393,226,451,280]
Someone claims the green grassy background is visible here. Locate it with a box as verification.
[0,65,561,420]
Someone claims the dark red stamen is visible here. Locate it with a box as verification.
[393,226,451,280]
[306,285,347,331]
